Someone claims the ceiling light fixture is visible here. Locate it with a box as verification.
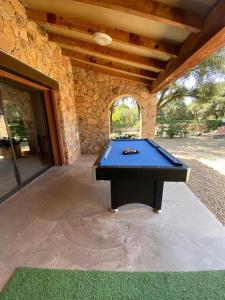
[93,32,112,46]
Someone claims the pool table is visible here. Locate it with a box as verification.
[92,139,190,213]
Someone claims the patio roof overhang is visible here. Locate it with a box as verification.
[22,0,225,91]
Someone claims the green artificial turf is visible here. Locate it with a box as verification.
[1,267,225,300]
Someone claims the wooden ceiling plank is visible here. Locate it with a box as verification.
[49,34,167,72]
[74,0,204,32]
[151,0,225,93]
[26,8,178,57]
[72,60,152,85]
[72,58,152,80]
[63,49,157,80]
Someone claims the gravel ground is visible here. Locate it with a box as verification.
[156,138,225,226]
[183,159,225,226]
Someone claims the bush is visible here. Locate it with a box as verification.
[206,119,222,131]
[0,137,22,147]
[157,120,212,137]
[166,124,181,138]
[8,121,25,139]
[157,122,189,138]
[156,126,166,138]
[157,119,202,125]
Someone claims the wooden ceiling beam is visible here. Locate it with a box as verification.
[71,60,152,85]
[151,0,225,92]
[26,8,178,57]
[63,49,157,80]
[49,34,167,72]
[74,0,204,32]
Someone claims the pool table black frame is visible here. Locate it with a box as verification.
[92,139,190,213]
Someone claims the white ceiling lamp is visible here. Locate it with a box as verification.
[93,32,112,46]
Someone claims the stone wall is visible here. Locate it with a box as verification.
[1,0,157,159]
[73,67,157,154]
[0,0,80,163]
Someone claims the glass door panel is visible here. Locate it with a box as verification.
[0,83,53,185]
[0,98,18,199]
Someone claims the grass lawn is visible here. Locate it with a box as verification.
[1,267,225,300]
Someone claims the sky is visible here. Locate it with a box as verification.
[114,96,139,108]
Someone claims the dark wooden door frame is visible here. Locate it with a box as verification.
[43,90,65,165]
[0,70,65,165]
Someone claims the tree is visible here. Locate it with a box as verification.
[189,82,225,119]
[157,47,225,121]
[111,104,139,130]
[157,97,193,122]
[157,82,189,110]
[110,97,140,133]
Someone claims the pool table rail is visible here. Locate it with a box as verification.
[93,165,190,181]
[92,139,191,212]
[93,139,190,182]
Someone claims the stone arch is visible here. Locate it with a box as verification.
[73,68,157,153]
[109,95,141,138]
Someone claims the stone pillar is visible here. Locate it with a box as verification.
[141,93,157,140]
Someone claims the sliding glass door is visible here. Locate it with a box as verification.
[0,100,18,198]
[0,81,53,202]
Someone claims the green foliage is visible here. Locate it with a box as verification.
[110,97,140,135]
[157,120,203,125]
[166,124,180,138]
[8,121,25,139]
[188,82,225,120]
[157,82,189,110]
[190,47,225,83]
[206,119,223,131]
[3,100,26,139]
[157,122,190,138]
[0,137,22,148]
[157,47,225,123]
[157,97,193,123]
[156,118,223,138]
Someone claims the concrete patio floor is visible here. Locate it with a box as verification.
[1,155,225,290]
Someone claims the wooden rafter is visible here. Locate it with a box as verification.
[72,60,152,85]
[151,0,225,92]
[26,8,178,57]
[74,0,204,32]
[49,34,167,72]
[63,49,157,80]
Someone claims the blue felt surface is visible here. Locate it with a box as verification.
[99,140,174,167]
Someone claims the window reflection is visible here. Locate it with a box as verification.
[0,82,53,200]
[0,107,18,198]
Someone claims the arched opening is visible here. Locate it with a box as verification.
[109,96,141,139]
